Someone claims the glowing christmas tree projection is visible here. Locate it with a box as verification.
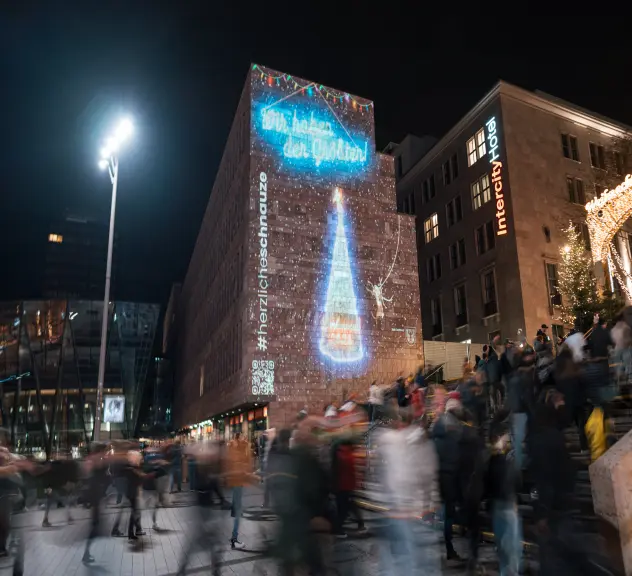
[319,188,364,363]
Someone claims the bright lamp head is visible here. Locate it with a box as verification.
[98,159,109,170]
[116,118,133,141]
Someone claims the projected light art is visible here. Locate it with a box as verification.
[319,188,364,363]
[257,101,370,174]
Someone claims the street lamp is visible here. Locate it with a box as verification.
[95,117,133,440]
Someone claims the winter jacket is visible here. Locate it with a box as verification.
[588,324,613,359]
[432,411,463,474]
[225,438,252,488]
[487,451,518,504]
[332,443,357,492]
[486,345,501,383]
[377,426,439,516]
[506,366,532,414]
[530,413,575,521]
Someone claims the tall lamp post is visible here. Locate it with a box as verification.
[95,118,133,440]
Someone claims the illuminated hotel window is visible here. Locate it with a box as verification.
[471,174,491,210]
[48,234,63,243]
[466,129,486,167]
[424,213,439,244]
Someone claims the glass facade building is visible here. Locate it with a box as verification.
[0,299,159,456]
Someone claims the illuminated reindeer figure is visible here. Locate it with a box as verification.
[366,278,392,321]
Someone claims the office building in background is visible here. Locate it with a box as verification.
[391,81,632,344]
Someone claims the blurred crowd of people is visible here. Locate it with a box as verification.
[0,311,630,575]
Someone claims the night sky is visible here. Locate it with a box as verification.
[1,3,629,305]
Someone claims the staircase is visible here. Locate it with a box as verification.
[356,391,632,548]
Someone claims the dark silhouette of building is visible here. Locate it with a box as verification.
[43,211,116,300]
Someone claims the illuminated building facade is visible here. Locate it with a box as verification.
[174,65,423,433]
[392,81,632,345]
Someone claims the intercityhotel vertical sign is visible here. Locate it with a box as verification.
[485,116,507,236]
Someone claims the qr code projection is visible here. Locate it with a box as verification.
[252,359,275,395]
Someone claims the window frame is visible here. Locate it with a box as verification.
[546,262,562,307]
[424,213,439,244]
[430,296,443,336]
[454,283,468,327]
[589,142,606,170]
[481,269,498,317]
[561,133,580,161]
[471,174,491,210]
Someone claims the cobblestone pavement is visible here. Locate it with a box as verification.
[0,487,502,575]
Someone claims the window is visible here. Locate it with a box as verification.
[426,254,442,282]
[458,238,466,267]
[403,197,410,214]
[595,184,606,199]
[482,270,498,316]
[449,238,467,270]
[466,128,486,166]
[476,221,496,254]
[424,213,439,243]
[442,160,451,186]
[451,154,459,180]
[476,129,486,161]
[409,193,415,215]
[430,297,442,337]
[471,174,491,210]
[48,234,63,243]
[546,263,561,307]
[573,222,591,251]
[552,324,564,349]
[422,175,436,203]
[454,284,468,327]
[566,177,585,204]
[614,151,625,175]
[396,155,403,177]
[589,143,606,169]
[446,196,463,227]
[561,134,580,161]
[443,153,459,185]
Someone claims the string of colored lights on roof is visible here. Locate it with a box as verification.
[252,64,373,110]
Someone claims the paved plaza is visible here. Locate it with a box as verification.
[1,487,503,575]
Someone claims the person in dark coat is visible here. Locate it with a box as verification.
[506,345,535,471]
[433,395,465,563]
[553,338,588,452]
[82,443,113,564]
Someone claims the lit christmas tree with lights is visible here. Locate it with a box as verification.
[319,188,364,363]
[556,222,599,330]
